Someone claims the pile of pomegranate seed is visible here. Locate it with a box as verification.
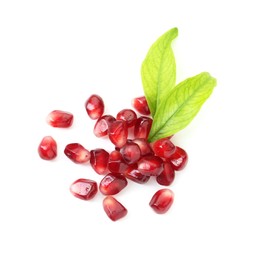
[38,95,188,221]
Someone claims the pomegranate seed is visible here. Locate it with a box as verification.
[116,109,137,127]
[93,115,116,137]
[122,163,138,175]
[107,150,130,174]
[70,179,98,200]
[90,149,109,174]
[169,146,188,171]
[156,162,175,186]
[46,110,73,128]
[103,196,127,221]
[133,138,154,156]
[38,136,57,160]
[124,168,150,184]
[149,189,174,214]
[120,141,141,164]
[99,173,128,195]
[138,155,164,176]
[134,116,152,139]
[151,138,176,159]
[108,120,128,148]
[132,96,151,115]
[64,143,90,164]
[85,94,104,120]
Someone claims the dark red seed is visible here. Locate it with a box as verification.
[132,96,151,115]
[124,168,150,184]
[99,173,128,195]
[64,143,90,164]
[85,94,104,120]
[133,138,154,156]
[149,189,174,214]
[94,115,116,137]
[70,179,98,200]
[156,162,175,186]
[107,150,130,174]
[109,120,128,148]
[120,142,141,164]
[90,149,109,175]
[38,136,57,160]
[151,138,176,159]
[116,109,137,128]
[138,155,164,176]
[169,146,188,171]
[103,196,127,221]
[134,116,152,139]
[47,110,73,128]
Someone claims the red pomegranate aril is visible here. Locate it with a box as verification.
[109,120,128,148]
[70,179,98,200]
[122,163,138,175]
[64,143,90,164]
[38,136,57,160]
[132,96,151,115]
[151,138,176,159]
[47,110,73,128]
[93,115,116,137]
[134,116,153,139]
[156,161,175,186]
[85,94,104,120]
[99,173,128,195]
[120,142,141,164]
[90,149,109,175]
[103,196,127,221]
[169,146,188,171]
[149,189,174,214]
[138,155,164,176]
[116,109,137,128]
[107,150,130,174]
[124,169,150,184]
[133,138,154,156]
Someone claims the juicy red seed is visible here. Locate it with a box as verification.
[107,150,130,174]
[149,189,174,214]
[134,116,153,139]
[151,138,176,159]
[93,115,116,137]
[138,155,164,176]
[116,109,137,128]
[156,161,175,186]
[90,149,109,175]
[103,196,127,221]
[120,142,141,164]
[169,146,188,171]
[122,163,138,175]
[109,120,128,148]
[47,110,73,128]
[124,169,150,184]
[85,94,104,120]
[38,136,57,160]
[132,138,154,156]
[70,179,98,200]
[132,96,151,115]
[64,143,90,164]
[99,173,128,195]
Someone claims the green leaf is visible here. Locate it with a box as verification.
[148,72,217,142]
[141,27,178,117]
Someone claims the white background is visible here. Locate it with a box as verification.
[0,0,256,259]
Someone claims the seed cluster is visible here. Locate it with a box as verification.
[38,94,188,221]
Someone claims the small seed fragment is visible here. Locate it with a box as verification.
[38,136,57,160]
[70,179,98,200]
[149,189,174,214]
[103,196,127,221]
